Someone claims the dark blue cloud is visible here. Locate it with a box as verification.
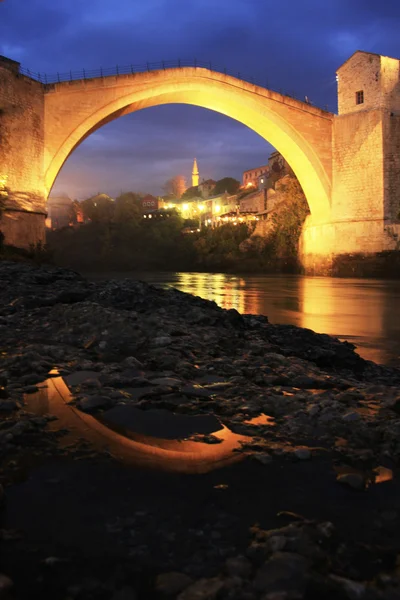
[1,0,399,197]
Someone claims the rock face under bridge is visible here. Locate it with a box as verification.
[1,50,400,273]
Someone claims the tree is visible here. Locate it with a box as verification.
[163,175,186,199]
[213,177,240,196]
[114,192,142,223]
[80,194,115,223]
[268,176,309,261]
[181,185,200,200]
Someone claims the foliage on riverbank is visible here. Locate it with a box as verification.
[46,178,309,273]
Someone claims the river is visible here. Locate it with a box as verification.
[120,272,400,368]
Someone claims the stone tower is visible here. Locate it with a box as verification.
[334,50,400,230]
[192,158,199,187]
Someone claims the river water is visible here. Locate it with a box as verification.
[125,272,400,368]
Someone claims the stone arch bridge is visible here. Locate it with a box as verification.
[1,51,400,274]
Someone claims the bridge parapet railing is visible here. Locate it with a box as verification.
[18,59,331,112]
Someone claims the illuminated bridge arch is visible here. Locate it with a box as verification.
[44,67,334,223]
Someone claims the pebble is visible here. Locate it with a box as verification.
[330,574,366,599]
[0,400,17,411]
[336,472,366,491]
[78,395,110,411]
[153,336,172,347]
[155,572,193,596]
[177,577,224,600]
[151,377,182,387]
[294,448,311,460]
[342,411,361,423]
[253,552,309,592]
[0,574,13,597]
[111,587,137,600]
[254,453,272,465]
[225,556,252,578]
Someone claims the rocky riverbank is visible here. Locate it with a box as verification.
[1,261,400,599]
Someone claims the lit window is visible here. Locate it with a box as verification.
[356,90,364,105]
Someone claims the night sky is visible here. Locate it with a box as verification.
[1,0,400,199]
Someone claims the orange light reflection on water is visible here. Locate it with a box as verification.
[244,414,275,426]
[161,272,400,366]
[177,272,260,315]
[24,377,250,474]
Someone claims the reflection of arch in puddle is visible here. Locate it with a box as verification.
[25,377,249,474]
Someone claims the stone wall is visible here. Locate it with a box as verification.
[332,110,385,230]
[0,59,45,209]
[299,218,400,275]
[337,52,400,115]
[239,190,265,213]
[0,58,46,246]
[383,113,400,221]
[0,211,45,248]
[332,50,400,259]
[253,218,273,238]
[380,55,400,113]
[337,52,381,115]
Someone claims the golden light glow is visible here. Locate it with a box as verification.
[25,377,250,474]
[44,71,332,227]
[182,203,189,211]
[0,174,8,190]
[215,205,221,213]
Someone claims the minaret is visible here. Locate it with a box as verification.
[192,158,199,187]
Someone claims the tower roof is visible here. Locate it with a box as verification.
[192,158,199,175]
[336,50,399,73]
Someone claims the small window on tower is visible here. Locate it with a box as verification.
[356,90,364,105]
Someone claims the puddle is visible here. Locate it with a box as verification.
[334,464,393,487]
[63,370,102,386]
[24,377,250,474]
[100,404,223,440]
[373,466,393,484]
[244,413,275,426]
